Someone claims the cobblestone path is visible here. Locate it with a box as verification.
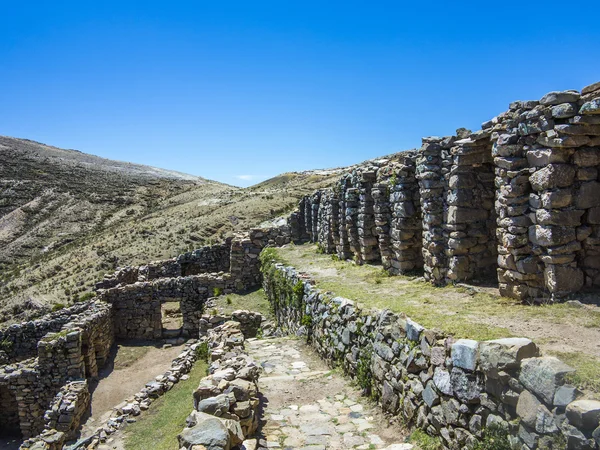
[246,336,413,450]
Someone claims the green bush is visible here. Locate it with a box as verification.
[212,287,223,297]
[195,341,209,361]
[407,429,442,450]
[52,303,66,312]
[472,426,511,450]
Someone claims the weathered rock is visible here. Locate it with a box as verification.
[566,400,600,430]
[479,338,538,377]
[451,339,479,371]
[519,357,575,405]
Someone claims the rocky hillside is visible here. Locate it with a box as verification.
[0,136,345,323]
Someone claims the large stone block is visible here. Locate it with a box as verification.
[544,265,584,294]
[447,206,488,225]
[580,98,600,115]
[451,339,479,371]
[529,164,576,191]
[450,367,482,404]
[519,357,575,405]
[535,225,576,247]
[574,148,600,167]
[540,90,580,106]
[566,400,600,430]
[576,181,600,209]
[479,338,539,377]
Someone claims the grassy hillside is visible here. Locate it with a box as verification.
[0,136,343,323]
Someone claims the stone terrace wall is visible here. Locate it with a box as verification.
[0,300,112,439]
[95,241,231,290]
[263,258,600,450]
[294,81,600,301]
[0,302,94,364]
[98,273,235,339]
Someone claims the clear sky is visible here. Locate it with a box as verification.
[2,1,599,186]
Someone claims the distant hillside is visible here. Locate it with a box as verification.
[0,136,344,323]
[0,136,214,271]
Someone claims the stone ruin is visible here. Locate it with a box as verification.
[293,81,600,302]
[0,224,292,449]
[1,80,600,449]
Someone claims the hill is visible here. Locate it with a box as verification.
[0,136,344,323]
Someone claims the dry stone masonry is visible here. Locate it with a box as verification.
[1,223,291,449]
[262,258,600,449]
[294,81,600,301]
[179,321,261,450]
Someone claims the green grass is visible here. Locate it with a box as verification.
[407,429,443,450]
[213,288,272,316]
[123,359,208,450]
[113,344,153,370]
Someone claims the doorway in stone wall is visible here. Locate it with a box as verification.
[0,385,21,449]
[161,301,183,341]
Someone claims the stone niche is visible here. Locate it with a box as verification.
[0,384,20,437]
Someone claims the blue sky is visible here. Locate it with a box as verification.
[2,1,599,186]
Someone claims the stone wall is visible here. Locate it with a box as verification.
[294,81,600,301]
[68,340,201,449]
[0,300,112,440]
[95,241,231,290]
[0,302,94,364]
[198,310,264,338]
[262,257,600,450]
[179,320,261,450]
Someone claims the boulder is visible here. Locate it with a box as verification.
[179,413,231,450]
[519,357,575,405]
[479,338,539,377]
[566,400,600,430]
[451,339,479,371]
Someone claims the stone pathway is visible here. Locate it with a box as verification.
[246,337,412,450]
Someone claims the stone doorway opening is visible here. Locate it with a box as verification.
[161,301,183,340]
[0,385,21,439]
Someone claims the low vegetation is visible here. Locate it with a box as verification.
[123,359,208,450]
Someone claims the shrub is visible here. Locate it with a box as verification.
[212,287,223,297]
[472,426,511,450]
[52,303,66,312]
[195,341,209,361]
[407,429,442,450]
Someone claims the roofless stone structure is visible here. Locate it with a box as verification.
[295,81,600,302]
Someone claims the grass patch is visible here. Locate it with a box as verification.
[407,429,443,450]
[123,359,209,450]
[113,344,153,370]
[548,351,600,394]
[213,288,271,316]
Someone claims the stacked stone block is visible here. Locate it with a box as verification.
[336,177,352,260]
[416,137,448,284]
[43,380,89,441]
[316,191,339,253]
[291,81,600,301]
[180,320,261,450]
